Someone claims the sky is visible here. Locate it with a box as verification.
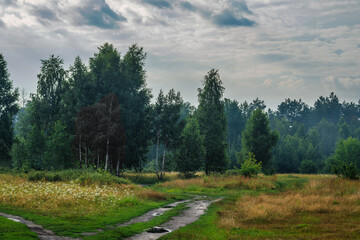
[0,0,360,109]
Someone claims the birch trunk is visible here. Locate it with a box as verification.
[155,130,160,179]
[160,142,166,179]
[105,96,114,172]
[105,137,109,171]
[116,155,120,176]
[79,134,82,168]
[85,146,88,168]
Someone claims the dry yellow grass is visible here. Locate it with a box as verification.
[0,174,142,215]
[159,175,277,190]
[218,177,360,230]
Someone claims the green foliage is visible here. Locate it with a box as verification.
[43,121,74,170]
[241,109,278,169]
[175,118,205,178]
[0,53,19,166]
[0,216,39,240]
[239,152,262,177]
[197,69,228,175]
[331,137,360,179]
[299,160,318,174]
[26,169,131,185]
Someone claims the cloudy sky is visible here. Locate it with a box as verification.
[1,0,360,108]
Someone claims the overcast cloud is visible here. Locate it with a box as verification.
[0,0,359,108]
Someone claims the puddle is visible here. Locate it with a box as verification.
[152,213,163,216]
[124,198,222,240]
[146,227,170,233]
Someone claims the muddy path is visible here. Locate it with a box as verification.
[0,212,79,240]
[81,199,191,237]
[0,197,220,240]
[124,198,222,240]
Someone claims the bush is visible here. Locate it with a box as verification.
[299,160,318,174]
[27,169,131,185]
[240,152,262,177]
[331,137,360,180]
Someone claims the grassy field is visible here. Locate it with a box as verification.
[0,216,39,240]
[0,171,178,237]
[0,171,359,239]
[160,174,360,240]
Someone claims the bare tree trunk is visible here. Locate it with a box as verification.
[97,152,100,169]
[116,155,120,176]
[155,130,160,179]
[160,142,166,180]
[85,146,88,168]
[105,96,114,172]
[79,134,82,168]
[105,137,109,171]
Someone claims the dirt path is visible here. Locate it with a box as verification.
[0,212,79,240]
[124,198,222,240]
[81,199,191,237]
[0,198,220,240]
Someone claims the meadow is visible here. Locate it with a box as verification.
[0,171,359,239]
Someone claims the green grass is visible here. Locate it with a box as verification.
[0,200,175,238]
[159,201,229,240]
[25,169,132,185]
[0,216,39,240]
[83,202,188,239]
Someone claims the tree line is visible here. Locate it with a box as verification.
[1,43,360,178]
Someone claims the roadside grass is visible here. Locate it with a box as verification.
[83,202,188,240]
[123,172,181,184]
[0,216,39,240]
[0,173,179,237]
[154,174,309,196]
[161,174,360,240]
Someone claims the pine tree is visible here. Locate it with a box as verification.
[0,53,19,166]
[197,69,228,175]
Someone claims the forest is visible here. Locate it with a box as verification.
[1,42,360,179]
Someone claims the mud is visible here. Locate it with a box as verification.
[124,198,221,240]
[0,212,79,240]
[81,199,190,236]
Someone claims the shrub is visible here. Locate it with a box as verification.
[331,137,360,179]
[299,160,318,174]
[239,152,262,177]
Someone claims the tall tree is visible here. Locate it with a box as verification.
[60,56,91,134]
[175,117,205,178]
[153,89,183,179]
[314,92,341,124]
[277,98,311,124]
[225,98,246,168]
[241,109,278,169]
[197,69,228,175]
[120,44,152,170]
[0,53,19,166]
[35,55,67,133]
[89,43,152,170]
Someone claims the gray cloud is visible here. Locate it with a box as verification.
[334,49,344,56]
[230,0,253,14]
[142,0,172,9]
[31,6,59,22]
[77,0,126,29]
[257,54,292,63]
[0,19,4,28]
[180,1,196,12]
[0,0,17,7]
[213,9,256,27]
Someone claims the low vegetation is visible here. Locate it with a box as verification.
[161,175,360,240]
[0,216,39,240]
[0,173,174,237]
